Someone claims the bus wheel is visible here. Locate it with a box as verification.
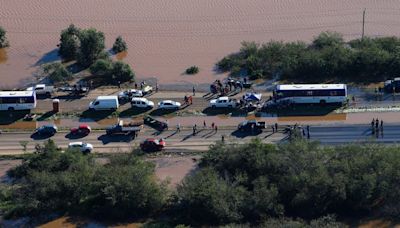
[319,100,326,105]
[8,107,14,111]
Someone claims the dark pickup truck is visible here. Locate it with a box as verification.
[143,115,168,131]
[106,120,143,135]
[238,120,266,132]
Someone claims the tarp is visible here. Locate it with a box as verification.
[244,92,262,101]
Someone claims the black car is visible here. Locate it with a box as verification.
[34,125,58,136]
[143,116,168,131]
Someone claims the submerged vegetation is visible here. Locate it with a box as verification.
[185,65,199,75]
[112,36,128,53]
[217,31,400,84]
[3,139,400,226]
[0,26,9,48]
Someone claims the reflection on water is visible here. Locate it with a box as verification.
[115,51,128,60]
[0,48,7,64]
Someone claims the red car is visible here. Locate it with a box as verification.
[70,124,91,135]
[140,138,166,152]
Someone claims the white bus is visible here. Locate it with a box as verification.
[0,91,37,111]
[274,84,347,104]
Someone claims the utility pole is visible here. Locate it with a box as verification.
[362,8,366,39]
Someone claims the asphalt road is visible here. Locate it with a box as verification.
[2,124,400,155]
[306,124,400,144]
[0,128,285,155]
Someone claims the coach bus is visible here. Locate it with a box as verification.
[273,84,347,104]
[0,90,37,111]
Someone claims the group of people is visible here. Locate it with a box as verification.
[371,118,384,136]
[286,124,311,139]
[210,78,245,96]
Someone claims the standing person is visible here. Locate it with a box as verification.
[192,86,196,96]
[176,123,181,133]
[215,125,218,133]
[272,125,275,133]
[302,128,306,137]
[203,120,206,129]
[193,124,197,136]
[221,135,225,142]
[306,125,310,135]
[275,123,278,132]
[165,119,169,130]
[118,81,121,89]
[135,83,138,89]
[375,118,379,129]
[156,83,159,93]
[380,120,384,130]
[371,119,375,130]
[211,122,215,131]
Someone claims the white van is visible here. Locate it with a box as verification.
[131,97,154,109]
[89,96,119,111]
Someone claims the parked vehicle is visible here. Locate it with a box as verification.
[140,138,166,152]
[0,90,37,111]
[34,125,58,136]
[238,120,266,132]
[26,84,54,97]
[106,120,143,135]
[89,96,119,111]
[209,96,238,108]
[68,142,93,153]
[131,98,154,109]
[70,124,91,135]
[143,115,168,131]
[142,85,153,95]
[118,89,143,101]
[384,78,400,93]
[158,100,181,110]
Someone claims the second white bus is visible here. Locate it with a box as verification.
[273,84,347,104]
[0,91,37,111]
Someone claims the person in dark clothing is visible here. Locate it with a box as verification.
[275,123,278,132]
[203,120,206,128]
[192,86,196,96]
[193,124,197,136]
[375,119,379,129]
[215,125,218,132]
[380,120,383,130]
[135,83,138,89]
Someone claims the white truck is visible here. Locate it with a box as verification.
[26,84,55,97]
[209,96,238,108]
[89,96,119,111]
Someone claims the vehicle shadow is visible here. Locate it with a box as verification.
[65,132,87,139]
[80,109,115,121]
[37,111,56,121]
[149,109,178,116]
[231,129,262,138]
[30,132,54,140]
[98,134,135,144]
[202,107,248,116]
[0,110,30,125]
[119,107,152,117]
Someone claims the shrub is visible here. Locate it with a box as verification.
[185,66,199,75]
[0,26,9,48]
[42,62,73,84]
[6,141,168,220]
[112,61,135,83]
[112,36,128,53]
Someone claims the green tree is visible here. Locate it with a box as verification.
[0,26,9,48]
[112,36,128,53]
[58,24,80,60]
[112,61,135,83]
[77,28,106,67]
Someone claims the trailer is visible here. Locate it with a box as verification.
[106,120,143,135]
